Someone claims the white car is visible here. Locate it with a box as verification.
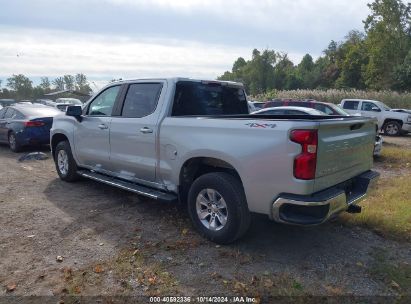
[252,106,326,116]
[54,98,83,112]
[340,99,411,136]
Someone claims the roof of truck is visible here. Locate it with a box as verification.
[110,77,243,87]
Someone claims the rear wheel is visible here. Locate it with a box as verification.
[187,172,251,244]
[54,141,80,182]
[383,121,401,136]
[8,132,21,152]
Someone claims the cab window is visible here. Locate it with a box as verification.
[121,83,163,118]
[88,86,121,116]
[342,100,359,110]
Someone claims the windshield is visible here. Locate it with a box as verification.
[377,101,391,111]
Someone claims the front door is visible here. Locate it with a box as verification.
[109,82,164,183]
[359,101,382,128]
[73,85,121,171]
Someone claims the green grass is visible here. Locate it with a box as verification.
[375,144,411,169]
[257,88,411,108]
[340,176,411,241]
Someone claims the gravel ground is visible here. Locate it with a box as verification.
[0,140,410,299]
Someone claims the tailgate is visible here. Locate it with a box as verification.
[314,118,375,192]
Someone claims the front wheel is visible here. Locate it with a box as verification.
[54,141,80,182]
[383,121,401,136]
[187,172,251,244]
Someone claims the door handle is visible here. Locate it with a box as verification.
[140,127,153,134]
[98,124,108,130]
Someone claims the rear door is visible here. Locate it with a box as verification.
[74,85,122,171]
[109,81,165,183]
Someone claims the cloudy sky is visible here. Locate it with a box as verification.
[0,0,371,89]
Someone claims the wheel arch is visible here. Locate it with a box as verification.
[178,157,244,204]
[51,133,69,160]
[382,118,403,128]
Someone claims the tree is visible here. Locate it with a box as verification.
[363,0,411,89]
[6,74,33,99]
[40,77,51,91]
[393,49,411,90]
[75,73,92,94]
[297,54,315,88]
[52,77,65,90]
[63,75,75,90]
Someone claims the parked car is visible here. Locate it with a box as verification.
[54,98,83,112]
[257,102,383,156]
[0,104,62,152]
[34,99,56,107]
[264,99,349,115]
[0,99,16,107]
[340,99,411,136]
[51,78,379,244]
[252,106,326,116]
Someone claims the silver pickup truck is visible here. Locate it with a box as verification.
[51,78,379,244]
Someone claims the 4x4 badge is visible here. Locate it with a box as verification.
[246,123,277,129]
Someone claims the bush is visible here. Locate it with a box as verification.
[256,89,411,108]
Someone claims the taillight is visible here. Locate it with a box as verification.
[290,129,318,180]
[24,121,45,127]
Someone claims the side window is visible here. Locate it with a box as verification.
[121,83,163,118]
[14,110,25,119]
[361,102,379,112]
[0,108,6,119]
[4,108,15,119]
[342,100,359,110]
[88,86,120,116]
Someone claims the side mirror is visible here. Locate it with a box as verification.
[371,106,381,112]
[66,105,83,121]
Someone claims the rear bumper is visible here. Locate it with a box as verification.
[16,131,50,146]
[272,170,379,225]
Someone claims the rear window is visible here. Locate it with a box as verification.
[172,81,248,116]
[342,100,359,110]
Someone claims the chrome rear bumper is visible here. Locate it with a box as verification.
[272,170,379,225]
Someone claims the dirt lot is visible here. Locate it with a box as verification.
[0,136,410,301]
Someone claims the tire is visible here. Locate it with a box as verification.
[383,121,401,136]
[54,141,80,182]
[8,131,22,152]
[187,172,251,244]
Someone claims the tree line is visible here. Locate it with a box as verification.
[0,73,92,100]
[219,0,411,96]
